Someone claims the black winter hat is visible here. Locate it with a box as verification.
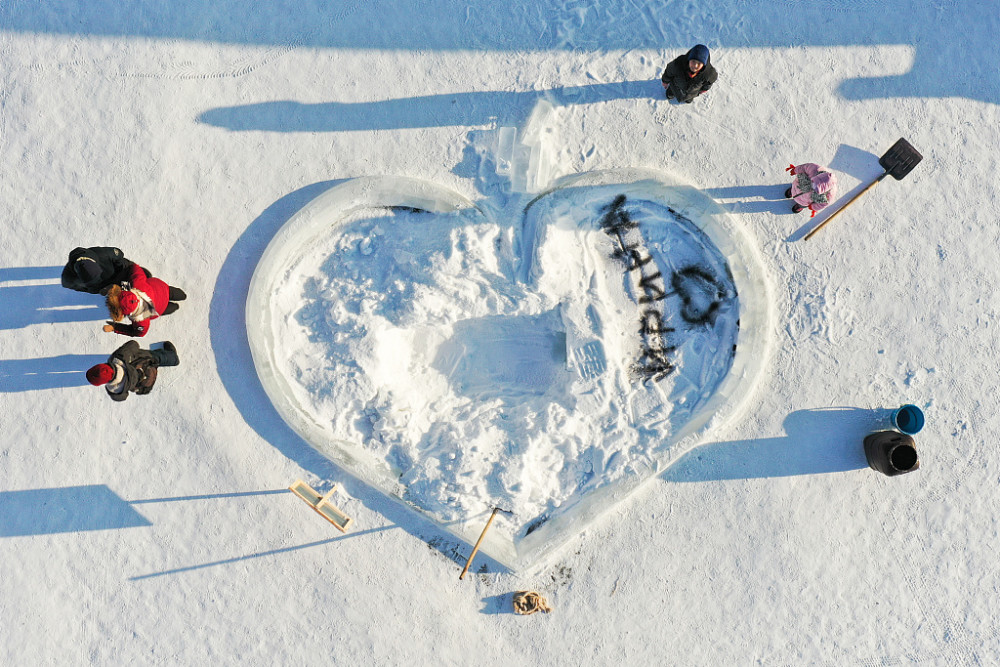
[74,256,101,283]
[687,44,711,66]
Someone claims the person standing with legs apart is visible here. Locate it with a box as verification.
[661,44,718,104]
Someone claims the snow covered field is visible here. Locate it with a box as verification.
[2,1,1000,664]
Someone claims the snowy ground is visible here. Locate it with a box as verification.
[2,1,1000,664]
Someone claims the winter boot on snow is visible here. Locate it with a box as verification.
[152,341,180,367]
[792,203,806,213]
[784,187,793,199]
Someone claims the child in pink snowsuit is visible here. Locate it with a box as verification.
[785,163,837,217]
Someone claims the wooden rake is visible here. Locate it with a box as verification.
[804,138,923,241]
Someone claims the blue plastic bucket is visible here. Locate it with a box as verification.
[891,404,924,435]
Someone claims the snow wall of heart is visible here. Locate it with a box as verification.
[247,172,773,571]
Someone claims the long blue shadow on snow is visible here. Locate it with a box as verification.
[0,1,996,104]
[130,526,391,581]
[0,486,293,538]
[703,184,795,216]
[208,180,340,474]
[129,489,287,504]
[662,407,882,482]
[198,81,658,133]
[480,592,518,615]
[0,354,107,392]
[0,485,152,537]
[0,266,62,282]
[0,282,105,330]
[207,181,508,574]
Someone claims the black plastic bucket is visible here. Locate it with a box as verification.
[864,431,920,476]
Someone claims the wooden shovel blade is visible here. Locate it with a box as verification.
[879,138,923,181]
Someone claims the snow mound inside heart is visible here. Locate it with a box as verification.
[268,184,739,540]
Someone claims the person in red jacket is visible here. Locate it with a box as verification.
[103,264,185,337]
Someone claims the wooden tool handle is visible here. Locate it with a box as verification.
[459,508,500,580]
[804,172,886,241]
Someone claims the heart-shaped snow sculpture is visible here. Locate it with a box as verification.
[247,172,771,569]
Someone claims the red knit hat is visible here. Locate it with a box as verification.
[86,363,114,386]
[119,291,140,315]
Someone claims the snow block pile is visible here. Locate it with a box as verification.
[497,100,558,194]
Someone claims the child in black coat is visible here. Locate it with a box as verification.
[661,44,718,104]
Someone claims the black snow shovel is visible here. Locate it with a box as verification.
[804,138,923,241]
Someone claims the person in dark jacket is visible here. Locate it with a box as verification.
[661,44,718,104]
[86,340,179,401]
[60,246,139,295]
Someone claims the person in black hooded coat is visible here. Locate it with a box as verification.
[661,44,718,104]
[61,246,140,295]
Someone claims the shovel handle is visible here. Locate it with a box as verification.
[804,172,887,241]
[459,508,500,580]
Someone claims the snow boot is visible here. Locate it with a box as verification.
[152,341,180,367]
[784,187,792,199]
[792,203,805,214]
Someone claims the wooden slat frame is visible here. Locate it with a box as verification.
[289,480,353,532]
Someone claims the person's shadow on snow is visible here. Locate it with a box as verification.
[0,267,106,330]
[703,184,796,215]
[0,485,152,537]
[662,407,883,482]
[197,80,660,133]
[0,354,108,392]
[480,593,517,615]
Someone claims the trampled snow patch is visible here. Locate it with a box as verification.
[247,172,772,569]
